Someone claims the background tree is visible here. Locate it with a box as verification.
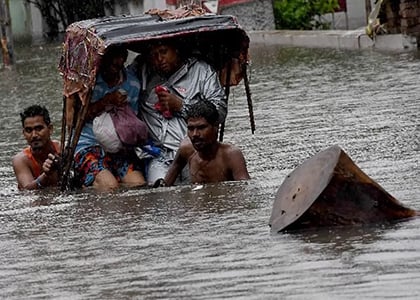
[273,0,339,30]
[26,0,117,39]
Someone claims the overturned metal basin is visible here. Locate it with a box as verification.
[269,145,418,233]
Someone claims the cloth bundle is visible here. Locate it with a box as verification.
[93,105,148,153]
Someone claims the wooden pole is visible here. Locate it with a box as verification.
[60,93,90,191]
[242,63,255,134]
[219,60,231,142]
[0,0,14,68]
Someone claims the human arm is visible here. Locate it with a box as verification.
[156,61,227,121]
[164,139,193,186]
[12,153,59,190]
[155,87,183,113]
[87,89,128,120]
[227,146,250,181]
[41,153,60,184]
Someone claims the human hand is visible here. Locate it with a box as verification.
[105,89,128,107]
[154,86,173,118]
[155,86,183,118]
[42,153,60,175]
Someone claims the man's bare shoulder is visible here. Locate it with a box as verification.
[52,140,61,153]
[12,150,26,162]
[219,143,250,180]
[12,150,30,168]
[179,138,195,156]
[219,143,243,156]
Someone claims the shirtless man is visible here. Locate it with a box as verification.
[130,40,227,186]
[12,105,60,190]
[163,101,250,186]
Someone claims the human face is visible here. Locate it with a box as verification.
[150,45,182,76]
[187,117,218,152]
[22,116,53,152]
[101,55,125,83]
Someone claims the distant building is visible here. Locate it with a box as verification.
[325,0,368,29]
[214,0,372,31]
[218,0,275,31]
[7,0,368,40]
[8,0,420,45]
[9,0,166,40]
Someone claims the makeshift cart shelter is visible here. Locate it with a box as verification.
[58,7,253,190]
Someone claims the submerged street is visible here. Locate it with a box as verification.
[0,42,419,299]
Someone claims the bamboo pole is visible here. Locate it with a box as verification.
[60,93,90,191]
[219,60,231,142]
[0,0,14,68]
[242,63,255,134]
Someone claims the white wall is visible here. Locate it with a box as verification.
[325,0,376,30]
[8,0,31,38]
[13,0,378,40]
[19,0,169,40]
[143,0,166,11]
[29,2,43,39]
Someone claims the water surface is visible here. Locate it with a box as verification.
[0,42,419,299]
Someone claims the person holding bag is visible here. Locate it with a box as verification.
[130,39,227,187]
[93,88,148,153]
[74,45,147,191]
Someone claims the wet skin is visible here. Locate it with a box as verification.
[22,116,54,154]
[188,117,219,155]
[150,45,182,76]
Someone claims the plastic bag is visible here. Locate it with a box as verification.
[93,105,148,153]
[110,105,148,147]
[93,111,123,153]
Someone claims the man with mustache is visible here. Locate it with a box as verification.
[130,39,227,187]
[12,105,60,190]
[163,101,250,186]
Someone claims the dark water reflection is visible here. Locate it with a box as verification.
[0,42,419,299]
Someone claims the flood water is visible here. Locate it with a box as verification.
[0,41,419,299]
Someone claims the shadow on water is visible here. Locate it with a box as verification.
[277,219,414,252]
[71,180,260,218]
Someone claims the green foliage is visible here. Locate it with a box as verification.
[273,0,340,30]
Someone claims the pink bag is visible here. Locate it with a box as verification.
[110,105,148,147]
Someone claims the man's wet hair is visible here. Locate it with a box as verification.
[147,38,188,61]
[186,100,219,126]
[103,45,128,62]
[20,105,51,127]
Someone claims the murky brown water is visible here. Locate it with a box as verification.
[0,42,419,299]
